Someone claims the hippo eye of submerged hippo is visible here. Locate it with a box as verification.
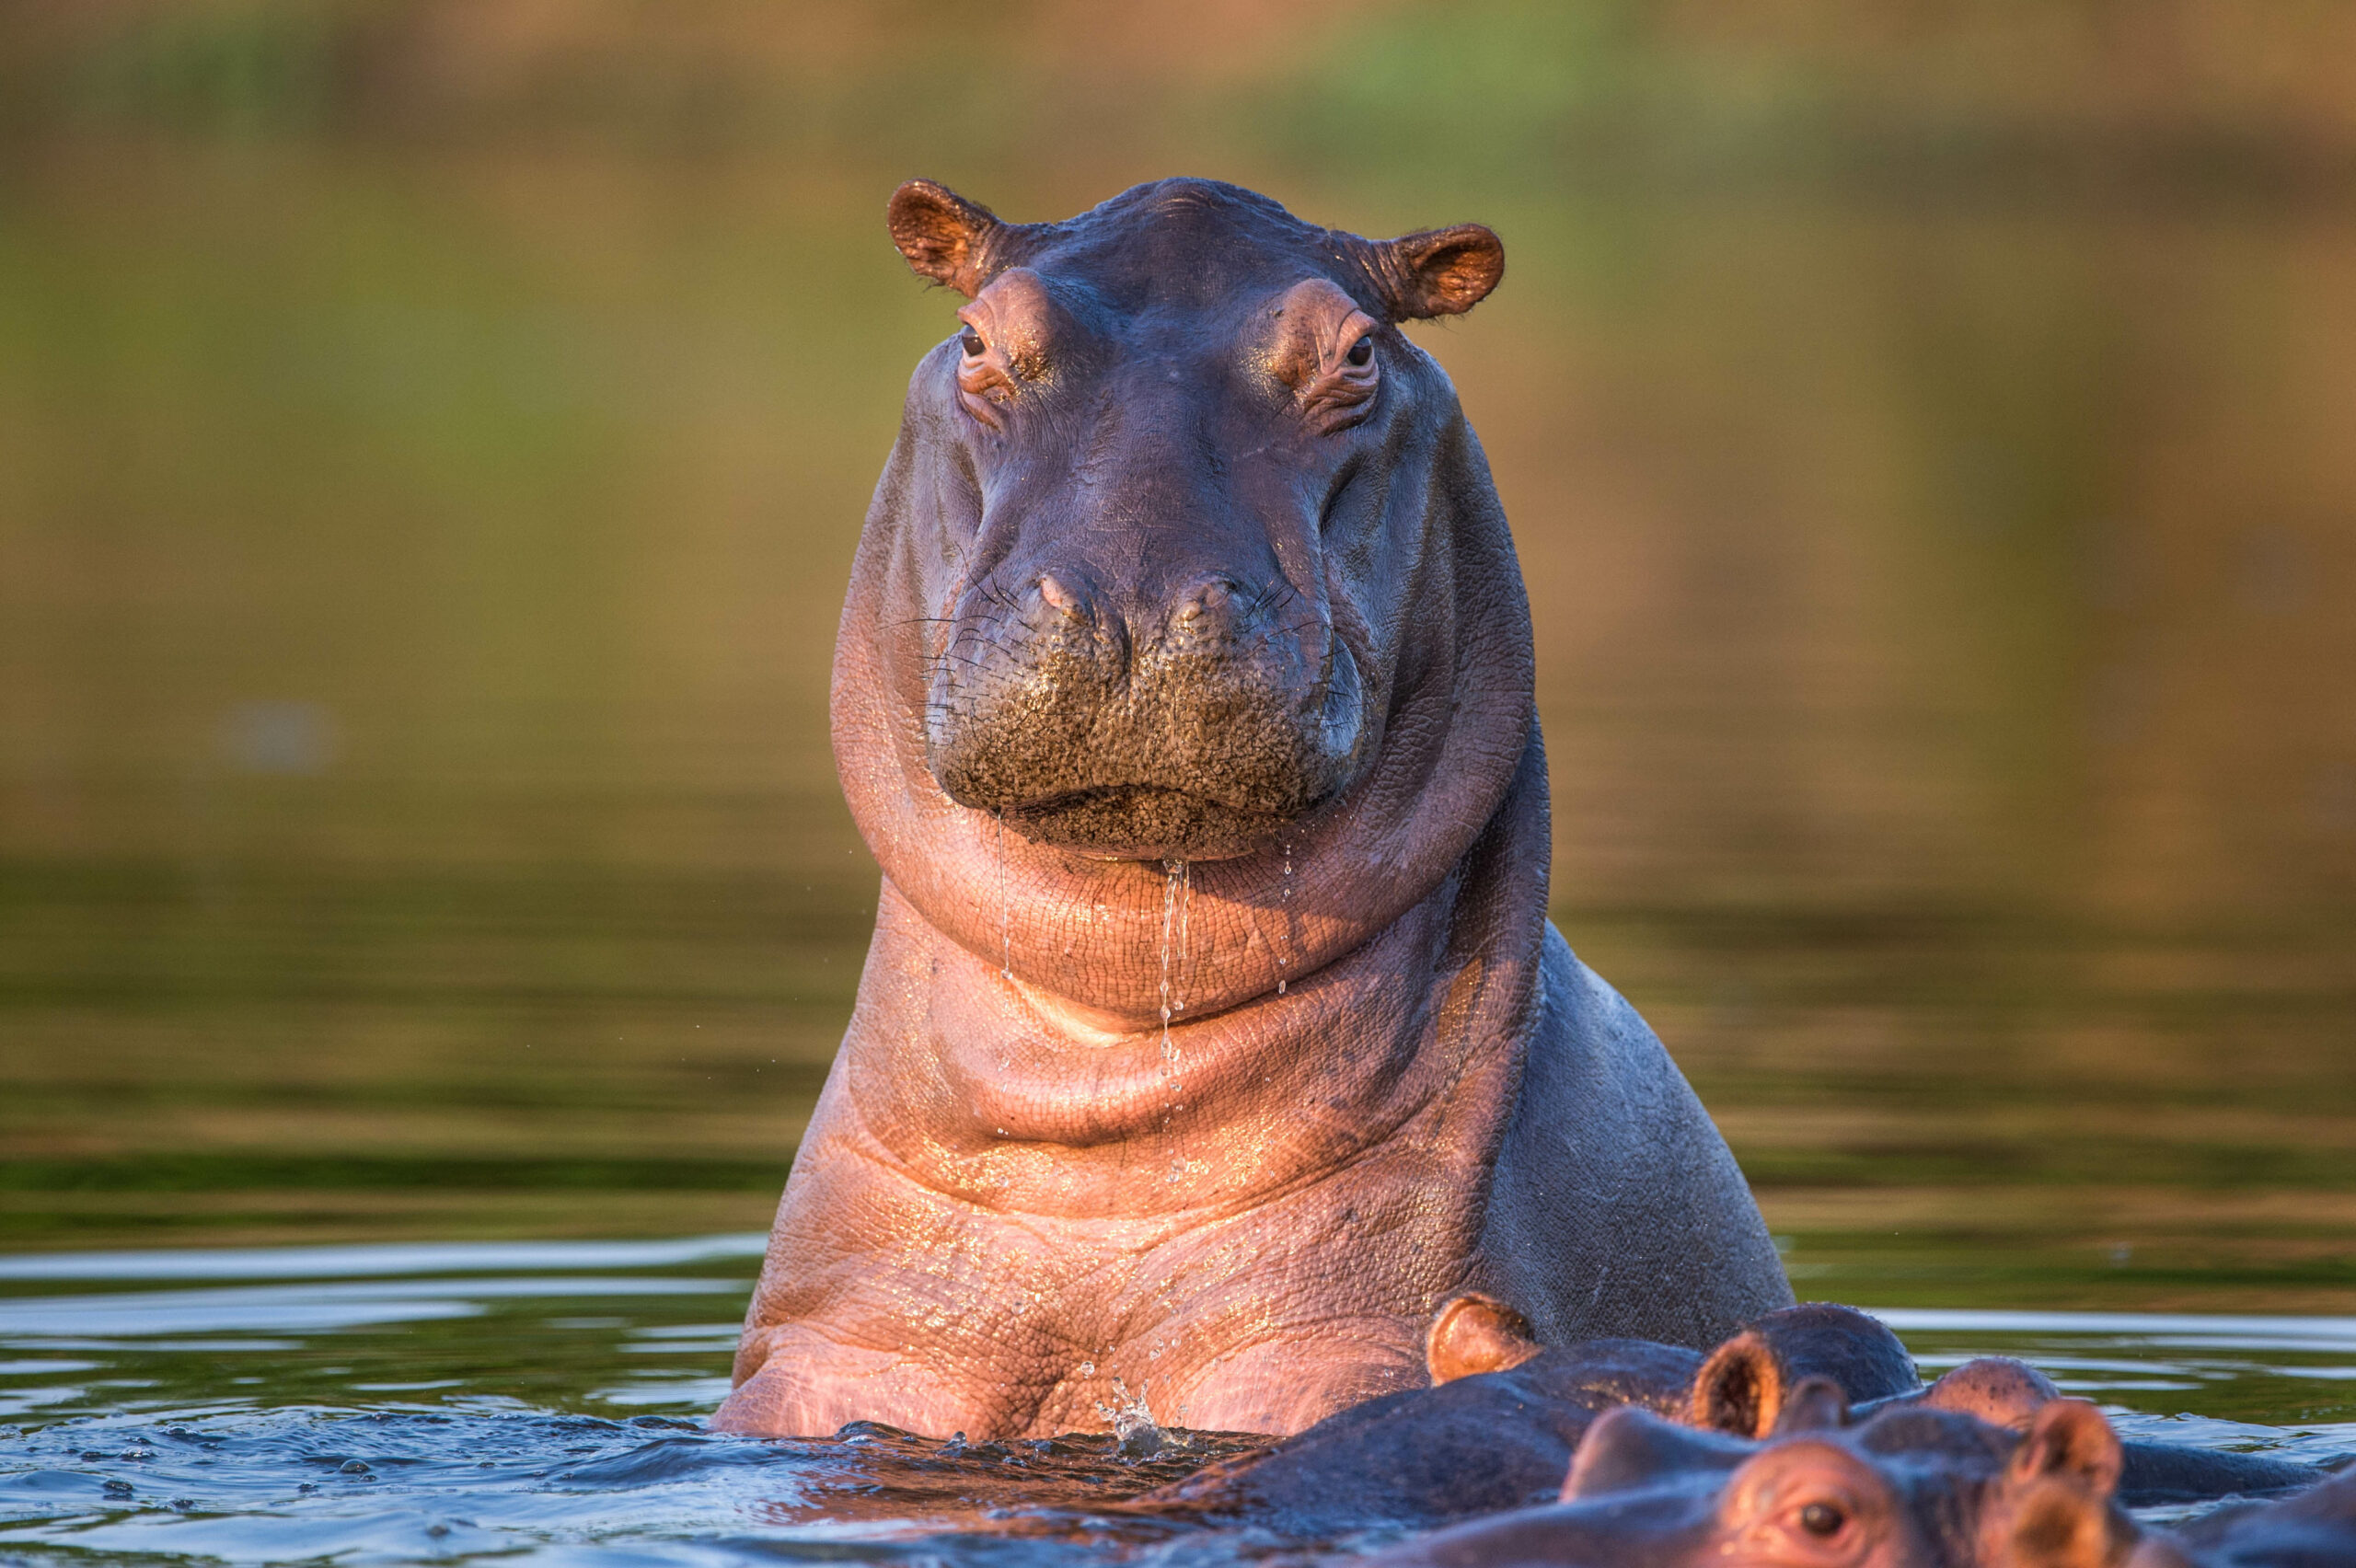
[1799,1500,1847,1537]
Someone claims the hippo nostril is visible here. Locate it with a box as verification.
[1035,573,1086,619]
[1172,577,1241,630]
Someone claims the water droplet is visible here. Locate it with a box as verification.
[1276,836,1293,994]
[1079,1360,1095,1377]
[1094,1378,1166,1458]
[1158,859,1184,1064]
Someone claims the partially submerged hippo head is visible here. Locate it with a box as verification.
[1375,1397,2136,1568]
[884,178,1503,859]
[1562,1397,2134,1568]
[1429,1297,1926,1434]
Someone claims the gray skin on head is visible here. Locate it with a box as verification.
[712,177,1792,1442]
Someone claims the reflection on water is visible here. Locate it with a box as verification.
[0,0,2351,1342]
[0,1239,2349,1565]
[3,129,2351,1308]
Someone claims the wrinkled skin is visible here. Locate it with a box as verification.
[1365,1396,2146,1568]
[714,177,1789,1440]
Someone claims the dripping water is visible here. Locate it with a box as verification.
[1158,859,1185,1063]
[997,810,1011,981]
[1277,836,1292,995]
[1160,859,1189,1184]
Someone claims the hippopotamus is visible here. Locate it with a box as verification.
[1142,1300,1925,1533]
[713,176,1790,1440]
[1136,1296,2321,1536]
[1365,1393,2145,1568]
[1422,1297,2325,1514]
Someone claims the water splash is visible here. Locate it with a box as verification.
[997,811,1012,981]
[1093,1377,1171,1459]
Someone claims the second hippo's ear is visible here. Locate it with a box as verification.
[887,179,1007,297]
[1690,1330,1786,1438]
[2012,1400,2126,1499]
[1426,1293,1542,1383]
[1370,225,1505,320]
[1770,1376,1850,1435]
[1994,1401,2135,1568]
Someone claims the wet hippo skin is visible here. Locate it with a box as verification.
[1368,1397,2145,1568]
[1288,1296,2333,1563]
[714,178,1790,1441]
[1141,1302,1923,1533]
[2132,1467,2356,1567]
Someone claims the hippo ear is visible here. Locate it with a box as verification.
[1426,1293,1542,1383]
[1996,1402,2134,1568]
[1770,1376,1851,1435]
[1373,224,1505,319]
[887,179,1006,296]
[1691,1330,1786,1439]
[2012,1400,2125,1499]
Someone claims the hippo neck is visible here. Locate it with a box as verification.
[828,730,1554,1221]
[828,397,1539,1027]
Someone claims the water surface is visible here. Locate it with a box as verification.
[3,10,2354,1558]
[1,1238,2351,1566]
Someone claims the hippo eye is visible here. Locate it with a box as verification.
[1798,1502,1846,1538]
[959,326,986,357]
[1344,333,1373,367]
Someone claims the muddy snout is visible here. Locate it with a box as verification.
[925,566,1366,860]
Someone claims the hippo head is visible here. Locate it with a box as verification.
[1535,1398,2134,1568]
[882,177,1505,861]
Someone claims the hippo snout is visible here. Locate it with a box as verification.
[925,563,1367,861]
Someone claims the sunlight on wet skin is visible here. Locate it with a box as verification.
[0,1240,2350,1563]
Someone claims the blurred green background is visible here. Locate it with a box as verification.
[2,1,2353,1310]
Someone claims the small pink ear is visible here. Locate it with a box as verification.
[887,179,1005,296]
[1691,1330,1785,1438]
[2014,1399,2124,1500]
[1426,1293,1542,1383]
[1374,224,1505,318]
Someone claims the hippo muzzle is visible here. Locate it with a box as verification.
[926,560,1368,861]
[897,213,1409,862]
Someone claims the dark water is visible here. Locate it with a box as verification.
[0,1237,2350,1564]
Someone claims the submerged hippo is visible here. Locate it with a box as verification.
[2131,1468,2356,1567]
[1143,1301,1924,1533]
[1140,1297,2316,1535]
[715,177,1790,1440]
[1370,1395,2143,1568]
